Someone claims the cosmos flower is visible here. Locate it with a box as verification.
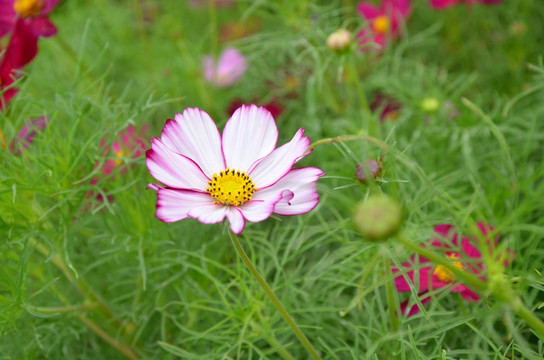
[393,223,509,316]
[146,105,324,234]
[96,124,148,177]
[429,0,502,10]
[370,93,402,122]
[357,0,411,50]
[0,0,59,38]
[203,47,248,88]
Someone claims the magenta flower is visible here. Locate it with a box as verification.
[0,0,59,38]
[357,0,411,50]
[203,47,248,88]
[430,0,501,9]
[146,105,325,234]
[393,223,508,316]
[96,125,148,177]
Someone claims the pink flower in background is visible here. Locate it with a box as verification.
[0,0,59,38]
[203,47,247,87]
[430,0,501,9]
[370,93,402,121]
[146,105,324,234]
[97,125,148,177]
[393,223,511,316]
[15,115,48,150]
[357,0,411,50]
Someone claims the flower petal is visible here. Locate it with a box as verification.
[459,287,480,302]
[161,108,225,178]
[222,104,278,172]
[153,188,213,223]
[146,138,209,190]
[249,128,311,188]
[188,204,229,224]
[253,167,324,216]
[238,198,279,224]
[393,266,432,292]
[226,207,245,234]
[357,2,381,19]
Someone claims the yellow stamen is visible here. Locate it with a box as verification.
[206,168,257,206]
[372,15,390,34]
[114,150,124,166]
[13,0,43,18]
[433,253,464,283]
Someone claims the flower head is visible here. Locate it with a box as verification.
[97,125,148,177]
[357,0,411,50]
[393,223,511,316]
[430,0,502,9]
[146,105,324,234]
[370,93,402,121]
[0,0,59,38]
[203,47,247,88]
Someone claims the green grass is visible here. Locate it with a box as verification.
[1,0,544,358]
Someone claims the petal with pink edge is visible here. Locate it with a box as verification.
[249,129,311,188]
[146,138,209,190]
[460,287,480,302]
[154,189,214,223]
[188,204,229,225]
[254,167,324,216]
[226,207,245,234]
[222,105,278,172]
[161,108,224,178]
[238,198,280,224]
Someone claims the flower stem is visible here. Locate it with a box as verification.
[228,231,321,360]
[382,250,399,332]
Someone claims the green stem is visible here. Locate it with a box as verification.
[228,231,321,360]
[382,251,398,332]
[347,55,375,137]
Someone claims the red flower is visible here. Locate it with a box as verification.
[393,223,511,316]
[96,125,148,177]
[0,0,59,38]
[0,18,38,109]
[430,0,501,9]
[370,93,401,121]
[357,0,411,50]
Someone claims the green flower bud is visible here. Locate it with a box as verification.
[354,194,402,241]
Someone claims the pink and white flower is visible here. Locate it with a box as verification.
[146,105,324,234]
[203,47,247,88]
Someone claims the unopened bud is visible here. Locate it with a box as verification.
[421,97,440,113]
[354,194,402,241]
[355,159,382,183]
[327,29,352,52]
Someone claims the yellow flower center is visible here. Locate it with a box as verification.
[433,254,464,283]
[206,168,256,206]
[372,15,390,34]
[114,150,124,166]
[13,0,43,18]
